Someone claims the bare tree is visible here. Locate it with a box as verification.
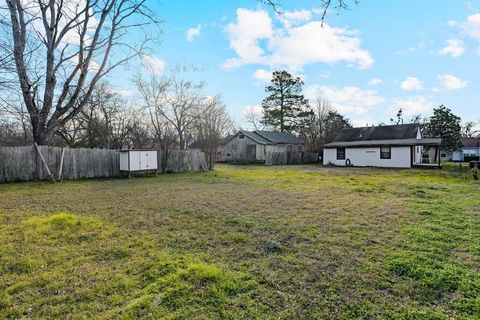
[54,82,138,149]
[134,69,207,149]
[300,96,351,152]
[1,0,159,145]
[243,106,265,130]
[193,96,234,169]
[462,121,480,138]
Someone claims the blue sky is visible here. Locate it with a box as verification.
[110,0,480,129]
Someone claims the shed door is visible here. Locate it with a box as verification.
[140,152,151,170]
[246,145,256,162]
[129,151,141,171]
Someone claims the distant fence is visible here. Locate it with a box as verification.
[0,145,207,183]
[265,151,318,166]
[159,150,208,173]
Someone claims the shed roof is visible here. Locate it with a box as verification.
[334,124,420,142]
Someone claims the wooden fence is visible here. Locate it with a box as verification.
[0,145,207,183]
[265,151,318,166]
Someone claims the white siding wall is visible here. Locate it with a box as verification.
[323,146,411,168]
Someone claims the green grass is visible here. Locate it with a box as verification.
[0,164,479,319]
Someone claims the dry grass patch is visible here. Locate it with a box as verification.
[0,164,479,319]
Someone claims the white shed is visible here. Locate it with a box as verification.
[120,150,158,173]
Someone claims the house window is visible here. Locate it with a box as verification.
[336,147,346,160]
[380,146,391,159]
[441,153,447,158]
[238,134,245,140]
[297,145,302,151]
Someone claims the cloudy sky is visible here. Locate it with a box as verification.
[111,0,480,128]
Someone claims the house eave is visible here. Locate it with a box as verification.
[323,138,442,148]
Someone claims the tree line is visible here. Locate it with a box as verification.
[0,0,477,159]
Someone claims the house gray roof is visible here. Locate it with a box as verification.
[462,138,480,148]
[324,138,442,148]
[334,124,420,142]
[221,130,304,145]
[241,131,272,144]
[254,131,304,144]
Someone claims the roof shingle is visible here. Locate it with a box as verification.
[333,124,419,142]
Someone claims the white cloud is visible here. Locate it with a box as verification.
[223,8,273,69]
[223,8,373,70]
[268,22,373,70]
[437,74,468,90]
[462,13,480,42]
[242,105,263,116]
[253,69,272,82]
[278,9,312,28]
[141,55,166,74]
[388,96,434,117]
[400,77,423,91]
[438,39,465,57]
[368,78,382,86]
[448,20,458,27]
[305,85,385,115]
[186,24,202,42]
[351,119,374,127]
[112,88,134,97]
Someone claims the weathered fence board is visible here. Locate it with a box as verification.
[265,151,318,166]
[0,146,207,183]
[160,150,208,173]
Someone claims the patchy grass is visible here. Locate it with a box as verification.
[0,164,479,319]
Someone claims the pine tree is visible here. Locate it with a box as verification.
[261,71,311,132]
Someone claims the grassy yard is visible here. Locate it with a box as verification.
[0,164,479,319]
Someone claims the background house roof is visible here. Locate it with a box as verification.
[334,124,420,142]
[241,131,272,144]
[462,138,480,148]
[221,130,304,145]
[324,138,442,148]
[254,131,304,144]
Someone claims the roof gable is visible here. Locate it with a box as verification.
[334,124,420,142]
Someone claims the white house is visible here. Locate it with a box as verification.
[323,124,442,168]
[441,138,480,162]
[218,130,305,163]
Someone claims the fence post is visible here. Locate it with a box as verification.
[58,148,66,181]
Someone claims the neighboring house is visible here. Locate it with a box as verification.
[441,138,480,162]
[323,124,442,168]
[187,136,234,162]
[219,130,305,163]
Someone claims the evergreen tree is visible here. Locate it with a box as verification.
[261,71,311,132]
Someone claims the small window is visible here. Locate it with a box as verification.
[298,145,302,151]
[441,153,447,157]
[238,134,245,140]
[380,146,391,159]
[337,147,346,160]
